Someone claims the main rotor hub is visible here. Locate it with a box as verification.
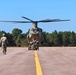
[32,22,37,28]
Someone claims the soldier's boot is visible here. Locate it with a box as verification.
[3,49,6,55]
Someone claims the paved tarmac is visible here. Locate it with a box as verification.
[0,47,35,75]
[0,47,76,75]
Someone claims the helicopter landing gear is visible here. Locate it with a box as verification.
[28,44,39,50]
[28,41,39,50]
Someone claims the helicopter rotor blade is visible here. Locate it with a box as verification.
[22,16,34,22]
[0,21,31,23]
[37,19,70,22]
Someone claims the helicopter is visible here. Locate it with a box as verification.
[0,16,70,50]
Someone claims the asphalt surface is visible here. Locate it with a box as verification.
[0,47,76,75]
[0,47,35,75]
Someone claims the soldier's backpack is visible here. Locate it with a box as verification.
[2,37,7,44]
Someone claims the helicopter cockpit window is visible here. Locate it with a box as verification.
[33,29,37,33]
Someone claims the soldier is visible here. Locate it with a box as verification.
[32,38,39,50]
[0,33,8,54]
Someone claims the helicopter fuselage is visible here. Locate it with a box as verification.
[27,27,43,50]
[27,27,42,43]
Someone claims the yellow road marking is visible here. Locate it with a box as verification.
[34,51,42,75]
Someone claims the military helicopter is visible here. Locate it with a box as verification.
[0,16,70,50]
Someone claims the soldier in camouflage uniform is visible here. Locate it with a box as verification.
[32,38,39,50]
[0,33,8,54]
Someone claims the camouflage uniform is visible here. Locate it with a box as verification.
[0,34,8,54]
[32,39,39,50]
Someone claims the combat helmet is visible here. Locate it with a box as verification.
[2,33,6,36]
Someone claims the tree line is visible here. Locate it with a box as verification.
[0,28,76,47]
